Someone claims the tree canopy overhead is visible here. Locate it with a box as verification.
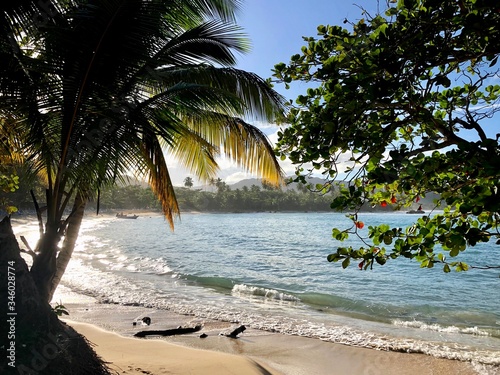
[273,0,500,272]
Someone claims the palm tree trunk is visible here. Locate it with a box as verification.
[1,216,56,332]
[30,224,61,303]
[0,216,111,374]
[48,192,87,302]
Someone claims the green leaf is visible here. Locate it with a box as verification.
[341,257,351,269]
[327,253,339,262]
[383,235,393,245]
[456,262,469,272]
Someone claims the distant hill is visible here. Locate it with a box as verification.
[117,175,149,188]
[228,178,442,212]
[184,176,442,212]
[228,177,329,191]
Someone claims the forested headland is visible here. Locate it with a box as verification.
[4,177,336,213]
[4,175,438,215]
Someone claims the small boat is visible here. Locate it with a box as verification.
[407,205,424,214]
[116,213,139,219]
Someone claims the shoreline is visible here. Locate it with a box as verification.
[13,215,499,374]
[55,287,481,375]
[65,320,281,375]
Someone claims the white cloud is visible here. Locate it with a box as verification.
[224,171,254,184]
[164,123,362,187]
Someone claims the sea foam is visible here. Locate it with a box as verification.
[232,284,301,302]
[392,319,492,337]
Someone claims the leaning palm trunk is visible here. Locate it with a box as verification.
[48,192,87,302]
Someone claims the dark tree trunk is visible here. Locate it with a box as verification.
[0,216,111,374]
[48,193,87,302]
[30,222,61,303]
[1,216,56,334]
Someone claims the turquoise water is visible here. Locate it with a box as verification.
[19,212,500,370]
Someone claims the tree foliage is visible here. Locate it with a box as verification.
[175,182,336,212]
[273,0,500,272]
[0,120,19,214]
[0,173,19,214]
[184,177,194,189]
[83,180,336,212]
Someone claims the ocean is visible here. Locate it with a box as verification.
[15,212,500,372]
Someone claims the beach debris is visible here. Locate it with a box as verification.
[225,325,246,338]
[132,316,152,326]
[134,325,202,338]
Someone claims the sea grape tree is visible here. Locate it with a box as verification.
[273,0,500,272]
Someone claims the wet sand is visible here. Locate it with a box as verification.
[57,287,480,375]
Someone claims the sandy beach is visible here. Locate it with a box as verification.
[66,321,278,375]
[56,287,481,375]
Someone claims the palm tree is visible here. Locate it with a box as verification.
[184,176,194,189]
[1,1,285,372]
[1,0,285,305]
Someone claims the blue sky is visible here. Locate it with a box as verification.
[166,1,500,187]
[235,0,377,101]
[169,1,379,186]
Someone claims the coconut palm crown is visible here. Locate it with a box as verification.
[0,0,286,301]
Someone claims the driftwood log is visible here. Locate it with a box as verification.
[134,325,202,338]
[226,325,246,338]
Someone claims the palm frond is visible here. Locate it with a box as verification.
[144,66,286,121]
[152,20,249,67]
[165,129,220,183]
[141,131,180,228]
[138,81,245,122]
[181,113,284,186]
[174,0,243,25]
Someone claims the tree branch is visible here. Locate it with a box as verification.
[453,117,487,142]
[469,265,500,270]
[405,139,456,157]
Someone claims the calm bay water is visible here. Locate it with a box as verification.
[16,212,500,370]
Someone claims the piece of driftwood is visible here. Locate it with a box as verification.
[226,325,246,338]
[134,325,202,338]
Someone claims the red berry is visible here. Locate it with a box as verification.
[355,221,365,229]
